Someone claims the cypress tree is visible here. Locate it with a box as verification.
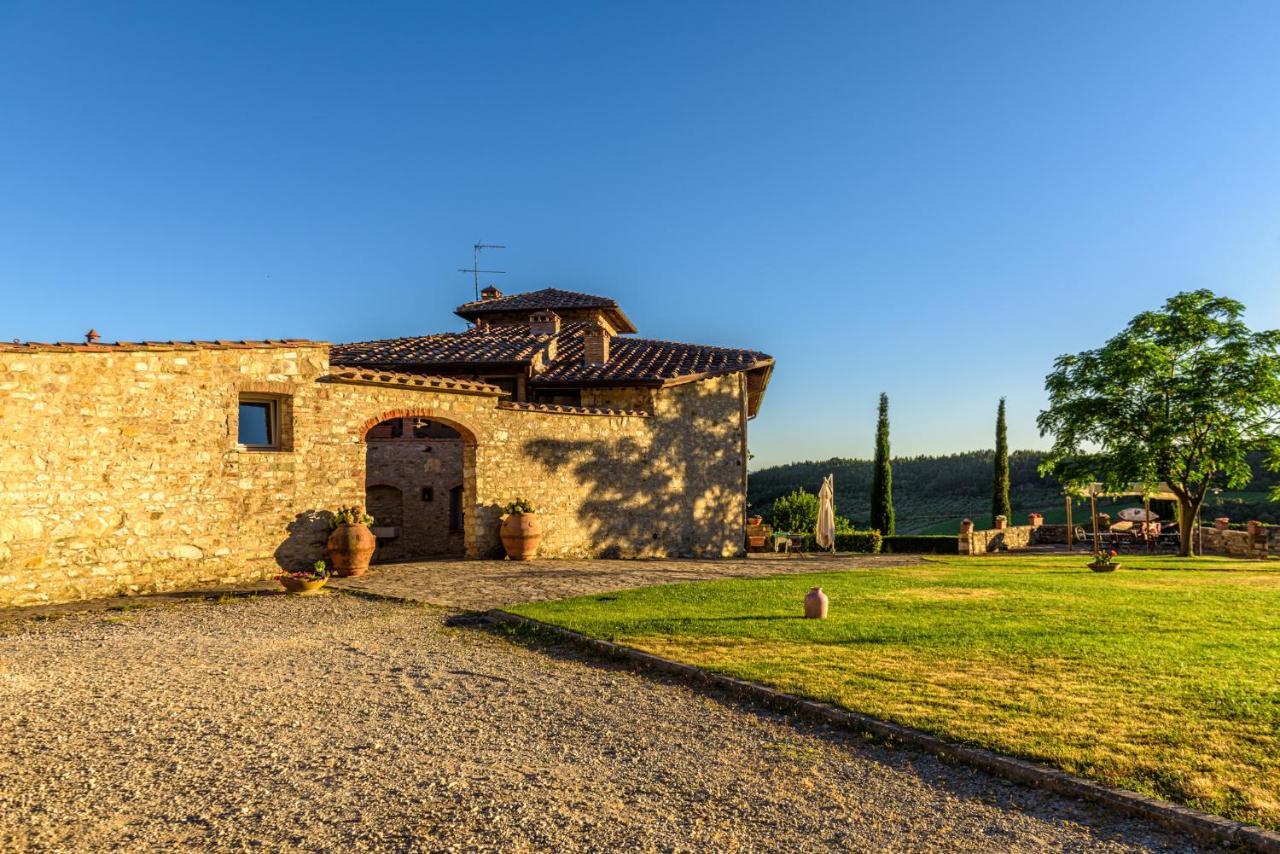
[992,397,1012,524]
[869,392,895,535]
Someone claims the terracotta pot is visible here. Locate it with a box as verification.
[1214,517,1231,531]
[327,524,376,577]
[1028,513,1043,528]
[1247,520,1265,538]
[804,586,829,619]
[747,515,763,527]
[500,513,542,560]
[279,576,328,595]
[1088,561,1118,573]
[960,519,974,535]
[993,517,1008,530]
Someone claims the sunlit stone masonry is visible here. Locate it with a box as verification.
[0,288,773,607]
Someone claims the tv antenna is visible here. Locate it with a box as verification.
[458,241,506,300]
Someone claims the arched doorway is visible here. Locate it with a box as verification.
[363,415,468,561]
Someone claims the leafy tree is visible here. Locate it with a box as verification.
[869,392,895,535]
[1038,290,1280,556]
[992,398,1012,522]
[771,488,819,533]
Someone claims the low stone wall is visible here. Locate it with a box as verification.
[1032,524,1070,545]
[1197,526,1270,559]
[959,525,1034,555]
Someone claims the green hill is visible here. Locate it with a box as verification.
[748,450,1280,534]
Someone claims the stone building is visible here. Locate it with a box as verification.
[0,288,773,606]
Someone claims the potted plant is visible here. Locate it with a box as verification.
[747,515,763,527]
[500,498,542,560]
[993,514,1008,530]
[1088,549,1120,572]
[1028,512,1043,528]
[279,560,329,594]
[327,505,376,577]
[960,518,974,535]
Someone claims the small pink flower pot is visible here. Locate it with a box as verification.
[804,586,828,620]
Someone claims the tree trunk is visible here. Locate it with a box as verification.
[1178,497,1198,557]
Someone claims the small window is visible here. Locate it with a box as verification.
[421,487,433,502]
[238,396,280,449]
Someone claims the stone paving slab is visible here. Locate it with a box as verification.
[328,554,924,609]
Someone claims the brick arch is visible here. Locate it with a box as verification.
[356,409,479,446]
[359,408,479,560]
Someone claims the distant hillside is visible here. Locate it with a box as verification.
[748,450,1280,534]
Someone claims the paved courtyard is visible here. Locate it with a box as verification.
[0,585,1199,850]
[329,554,925,609]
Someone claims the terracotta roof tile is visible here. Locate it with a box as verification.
[331,321,771,386]
[326,368,505,395]
[497,401,650,417]
[0,339,323,352]
[455,287,618,315]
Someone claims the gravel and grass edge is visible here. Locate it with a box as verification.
[487,608,1280,853]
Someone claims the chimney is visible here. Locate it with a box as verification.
[583,323,611,366]
[529,310,561,336]
[84,328,101,344]
[480,284,502,301]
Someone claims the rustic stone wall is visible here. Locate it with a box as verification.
[959,525,1034,555]
[1197,525,1270,559]
[0,344,749,606]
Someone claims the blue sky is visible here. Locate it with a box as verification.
[3,2,1279,469]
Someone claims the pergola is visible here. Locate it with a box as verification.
[1063,482,1181,553]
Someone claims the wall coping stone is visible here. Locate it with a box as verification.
[496,401,651,417]
[326,368,505,396]
[0,339,325,351]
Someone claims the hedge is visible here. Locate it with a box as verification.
[790,530,882,554]
[881,535,960,554]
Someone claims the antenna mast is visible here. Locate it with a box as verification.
[458,241,506,300]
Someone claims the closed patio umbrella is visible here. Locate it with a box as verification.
[816,474,836,551]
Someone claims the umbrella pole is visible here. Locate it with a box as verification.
[1090,493,1099,557]
[1144,496,1151,552]
[1065,497,1073,552]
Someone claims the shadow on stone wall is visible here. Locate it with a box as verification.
[522,381,743,558]
[274,510,333,571]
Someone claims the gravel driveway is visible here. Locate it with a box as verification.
[0,594,1197,851]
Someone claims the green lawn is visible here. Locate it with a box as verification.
[512,555,1280,829]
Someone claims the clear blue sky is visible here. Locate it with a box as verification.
[3,2,1279,469]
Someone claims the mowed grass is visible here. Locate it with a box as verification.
[512,555,1280,829]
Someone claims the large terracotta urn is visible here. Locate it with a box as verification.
[327,524,376,577]
[804,586,829,620]
[500,513,542,560]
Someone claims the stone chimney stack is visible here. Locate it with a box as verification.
[583,323,611,366]
[529,310,561,336]
[480,284,502,301]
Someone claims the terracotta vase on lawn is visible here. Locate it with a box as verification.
[804,586,829,619]
[501,513,542,560]
[327,524,376,577]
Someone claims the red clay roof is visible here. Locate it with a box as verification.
[331,321,772,387]
[330,325,553,369]
[454,287,637,333]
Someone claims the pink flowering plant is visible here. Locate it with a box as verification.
[279,559,329,583]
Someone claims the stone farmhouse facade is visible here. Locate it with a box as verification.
[0,288,773,607]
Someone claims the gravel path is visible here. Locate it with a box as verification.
[0,594,1199,851]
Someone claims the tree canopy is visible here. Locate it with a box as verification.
[1037,289,1280,555]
